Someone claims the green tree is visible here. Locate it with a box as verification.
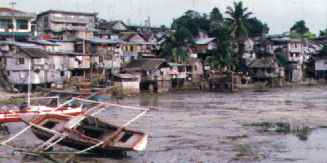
[319,45,327,56]
[172,10,209,36]
[225,1,253,71]
[247,18,269,37]
[209,7,224,34]
[160,27,194,63]
[205,24,236,70]
[319,28,327,37]
[290,20,309,35]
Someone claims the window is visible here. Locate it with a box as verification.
[17,58,25,65]
[0,19,13,29]
[44,16,49,28]
[194,65,198,71]
[16,19,28,30]
[99,56,104,63]
[60,71,65,77]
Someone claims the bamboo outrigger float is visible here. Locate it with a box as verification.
[0,97,151,156]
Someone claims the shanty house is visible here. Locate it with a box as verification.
[96,20,128,38]
[62,52,91,78]
[314,52,327,79]
[112,73,140,94]
[186,58,204,82]
[123,58,171,93]
[169,62,187,89]
[249,57,284,82]
[120,32,148,63]
[2,45,51,89]
[192,37,216,55]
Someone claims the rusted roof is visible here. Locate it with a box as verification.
[0,7,35,18]
[119,32,138,41]
[0,7,23,13]
[19,47,49,58]
[98,20,127,30]
[124,58,169,71]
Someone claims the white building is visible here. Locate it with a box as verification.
[0,7,35,40]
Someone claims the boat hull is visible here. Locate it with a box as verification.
[30,114,148,153]
[31,126,135,154]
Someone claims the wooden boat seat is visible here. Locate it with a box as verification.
[109,132,144,148]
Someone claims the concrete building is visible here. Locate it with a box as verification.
[0,7,35,41]
[75,38,124,74]
[36,10,97,40]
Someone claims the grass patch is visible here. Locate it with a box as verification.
[0,98,26,105]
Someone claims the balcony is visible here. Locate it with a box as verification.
[49,24,88,32]
[50,16,91,24]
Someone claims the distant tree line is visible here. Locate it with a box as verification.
[160,1,327,71]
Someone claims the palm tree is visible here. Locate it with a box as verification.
[225,1,252,70]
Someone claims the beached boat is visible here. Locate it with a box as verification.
[0,89,104,124]
[0,98,150,155]
[30,114,148,153]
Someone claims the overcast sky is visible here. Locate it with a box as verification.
[1,0,327,34]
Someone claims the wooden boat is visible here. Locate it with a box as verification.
[0,90,102,124]
[30,114,148,153]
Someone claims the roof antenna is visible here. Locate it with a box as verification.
[9,1,16,9]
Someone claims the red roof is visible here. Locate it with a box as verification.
[0,7,24,14]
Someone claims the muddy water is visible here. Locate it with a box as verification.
[2,86,327,162]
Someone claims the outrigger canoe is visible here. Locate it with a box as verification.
[30,114,148,153]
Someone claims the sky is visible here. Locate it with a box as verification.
[0,0,327,34]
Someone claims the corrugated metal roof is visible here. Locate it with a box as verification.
[85,38,125,44]
[29,40,61,46]
[195,37,215,45]
[0,41,37,47]
[19,47,49,58]
[124,58,169,71]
